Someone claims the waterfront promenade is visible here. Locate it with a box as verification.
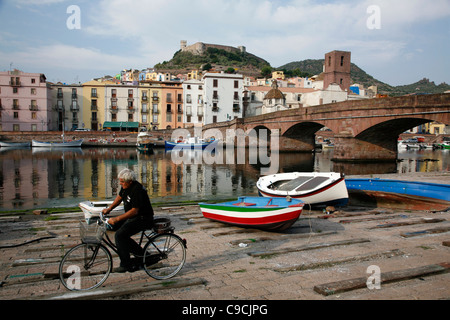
[0,173,449,301]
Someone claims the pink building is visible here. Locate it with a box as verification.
[0,69,52,132]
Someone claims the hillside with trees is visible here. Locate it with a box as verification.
[154,47,449,96]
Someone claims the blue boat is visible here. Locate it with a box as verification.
[346,178,450,211]
[165,137,217,150]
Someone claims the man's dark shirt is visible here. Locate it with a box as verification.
[119,181,154,218]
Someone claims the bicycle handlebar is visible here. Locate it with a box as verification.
[99,212,113,230]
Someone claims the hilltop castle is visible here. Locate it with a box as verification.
[180,40,246,56]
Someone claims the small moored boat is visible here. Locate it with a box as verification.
[136,132,155,154]
[165,136,217,150]
[199,196,304,231]
[256,172,348,207]
[0,141,31,148]
[32,139,83,148]
[345,178,450,211]
[79,200,124,224]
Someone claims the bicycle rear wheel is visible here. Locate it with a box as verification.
[143,233,186,280]
[59,243,112,291]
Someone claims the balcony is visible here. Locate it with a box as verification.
[142,96,148,101]
[152,96,159,102]
[141,108,149,114]
[12,105,20,110]
[91,105,98,111]
[127,107,136,113]
[55,105,64,111]
[212,95,219,103]
[110,106,119,114]
[212,106,219,112]
[29,105,39,111]
[152,108,159,114]
[91,93,98,98]
[91,118,98,123]
[57,93,63,99]
[9,80,21,87]
[70,104,80,111]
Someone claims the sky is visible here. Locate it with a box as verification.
[0,0,449,86]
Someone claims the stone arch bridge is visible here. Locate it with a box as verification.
[201,93,450,161]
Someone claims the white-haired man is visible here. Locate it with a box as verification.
[102,168,154,273]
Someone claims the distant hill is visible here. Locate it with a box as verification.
[155,45,449,96]
[279,59,450,96]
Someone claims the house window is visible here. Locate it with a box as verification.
[340,56,344,66]
[234,81,238,88]
[213,79,218,87]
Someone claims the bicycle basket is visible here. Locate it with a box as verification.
[79,221,105,244]
[153,217,172,234]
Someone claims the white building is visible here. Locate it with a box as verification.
[182,79,204,127]
[104,84,139,124]
[202,72,244,124]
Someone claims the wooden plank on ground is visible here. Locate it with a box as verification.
[29,277,207,300]
[248,238,370,258]
[369,218,445,229]
[273,249,404,273]
[339,215,403,224]
[314,262,450,296]
[229,231,338,246]
[400,226,450,238]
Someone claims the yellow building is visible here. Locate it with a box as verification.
[187,70,200,80]
[424,122,446,135]
[81,80,106,130]
[272,71,285,80]
[139,82,162,130]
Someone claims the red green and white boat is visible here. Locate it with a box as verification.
[199,196,304,231]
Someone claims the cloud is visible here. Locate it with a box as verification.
[0,43,134,74]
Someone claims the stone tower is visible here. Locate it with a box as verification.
[180,40,187,51]
[323,50,351,92]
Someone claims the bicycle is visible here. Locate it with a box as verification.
[59,213,187,291]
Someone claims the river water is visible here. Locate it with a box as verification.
[0,146,448,210]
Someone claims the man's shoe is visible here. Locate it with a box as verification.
[114,265,139,273]
[113,266,129,273]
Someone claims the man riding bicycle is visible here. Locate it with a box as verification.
[102,168,154,273]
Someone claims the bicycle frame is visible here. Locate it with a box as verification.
[100,228,157,256]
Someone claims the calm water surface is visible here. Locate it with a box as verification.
[0,147,448,210]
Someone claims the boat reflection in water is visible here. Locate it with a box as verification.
[0,147,448,210]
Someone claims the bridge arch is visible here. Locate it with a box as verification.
[279,122,326,152]
[355,118,435,150]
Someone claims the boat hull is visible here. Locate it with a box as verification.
[257,172,349,207]
[79,200,124,224]
[346,178,450,211]
[0,141,31,148]
[199,197,304,231]
[32,139,83,147]
[137,143,154,154]
[165,140,212,150]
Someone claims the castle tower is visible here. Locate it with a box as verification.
[323,50,351,92]
[180,40,187,51]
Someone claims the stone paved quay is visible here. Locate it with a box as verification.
[0,188,449,301]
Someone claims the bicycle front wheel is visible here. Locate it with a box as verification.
[59,243,112,291]
[143,233,186,280]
